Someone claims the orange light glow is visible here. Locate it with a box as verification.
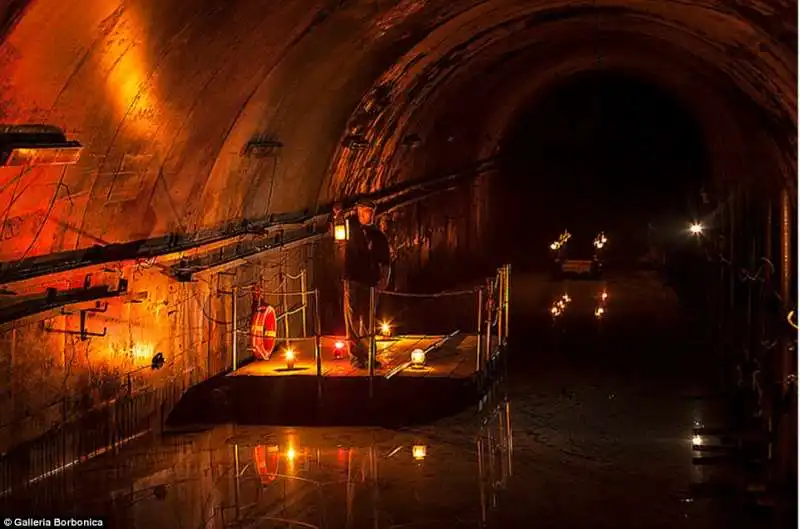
[410,348,425,368]
[380,321,391,336]
[96,7,165,138]
[285,348,296,369]
[412,445,426,460]
[3,146,83,167]
[334,341,345,350]
[286,447,296,461]
[131,342,155,362]
[601,291,608,301]
[334,223,349,241]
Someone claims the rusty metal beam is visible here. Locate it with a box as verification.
[0,284,127,329]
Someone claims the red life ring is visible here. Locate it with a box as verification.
[254,445,280,484]
[251,305,277,360]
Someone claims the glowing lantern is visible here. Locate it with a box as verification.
[601,291,608,301]
[689,223,703,235]
[380,321,391,337]
[412,445,427,460]
[285,348,296,369]
[692,435,703,446]
[286,447,297,461]
[334,340,345,359]
[594,307,605,318]
[334,220,349,241]
[410,348,426,369]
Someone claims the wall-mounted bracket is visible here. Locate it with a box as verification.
[42,308,107,341]
[84,301,109,313]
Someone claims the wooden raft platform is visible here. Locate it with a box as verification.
[168,332,505,428]
[230,333,486,379]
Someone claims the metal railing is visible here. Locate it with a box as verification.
[234,264,512,401]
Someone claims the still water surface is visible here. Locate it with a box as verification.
[8,273,767,528]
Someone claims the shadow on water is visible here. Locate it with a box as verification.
[1,272,787,528]
[167,374,478,428]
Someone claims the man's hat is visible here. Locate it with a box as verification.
[355,198,376,210]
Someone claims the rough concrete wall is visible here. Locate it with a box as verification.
[0,243,311,454]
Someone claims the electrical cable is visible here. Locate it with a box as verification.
[377,288,478,298]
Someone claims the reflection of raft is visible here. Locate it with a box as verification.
[254,445,280,484]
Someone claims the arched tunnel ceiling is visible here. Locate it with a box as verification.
[0,0,795,260]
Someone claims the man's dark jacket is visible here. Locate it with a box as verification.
[344,217,391,286]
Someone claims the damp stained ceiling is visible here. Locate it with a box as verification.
[0,0,795,261]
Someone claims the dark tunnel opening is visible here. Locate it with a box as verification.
[495,69,710,271]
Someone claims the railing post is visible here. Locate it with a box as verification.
[476,287,483,372]
[484,278,492,366]
[476,436,487,525]
[504,399,513,477]
[775,187,795,489]
[280,272,291,348]
[496,268,503,345]
[369,286,377,399]
[504,264,510,341]
[314,289,323,401]
[232,285,238,372]
[300,270,308,338]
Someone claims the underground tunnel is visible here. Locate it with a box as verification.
[0,0,796,527]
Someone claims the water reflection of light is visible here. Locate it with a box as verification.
[692,435,703,446]
[551,293,571,317]
[594,306,605,318]
[253,445,280,484]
